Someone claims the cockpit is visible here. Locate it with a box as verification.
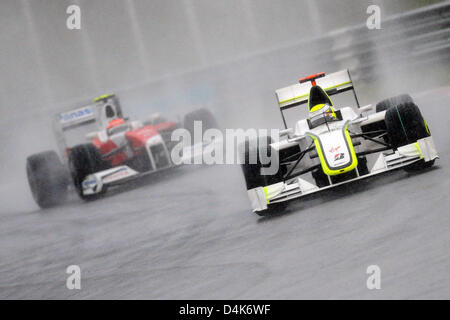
[307,104,341,129]
[309,86,333,113]
[307,85,341,129]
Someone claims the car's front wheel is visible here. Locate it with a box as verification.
[68,144,110,200]
[240,136,287,216]
[26,150,69,208]
[384,101,434,171]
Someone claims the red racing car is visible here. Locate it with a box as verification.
[26,94,218,208]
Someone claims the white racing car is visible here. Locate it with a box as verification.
[241,70,439,215]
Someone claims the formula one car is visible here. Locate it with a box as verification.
[26,94,218,208]
[241,70,438,215]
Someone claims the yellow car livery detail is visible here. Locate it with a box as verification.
[263,186,270,204]
[424,119,431,135]
[310,103,326,113]
[94,93,115,102]
[414,142,423,159]
[309,104,337,119]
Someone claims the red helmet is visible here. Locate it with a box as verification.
[106,118,125,130]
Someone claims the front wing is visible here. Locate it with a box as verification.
[247,136,439,212]
[81,140,219,195]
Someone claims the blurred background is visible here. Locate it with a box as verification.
[0,0,449,187]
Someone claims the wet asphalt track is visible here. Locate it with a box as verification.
[0,91,449,299]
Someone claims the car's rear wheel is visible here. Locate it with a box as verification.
[376,94,413,112]
[26,151,69,208]
[184,108,219,141]
[384,101,434,171]
[361,94,414,138]
[68,144,109,200]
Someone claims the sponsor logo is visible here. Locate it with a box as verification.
[329,146,341,153]
[82,178,97,189]
[58,107,93,124]
[102,167,131,183]
[334,153,345,162]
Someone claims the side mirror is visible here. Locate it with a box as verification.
[279,128,294,137]
[85,132,98,140]
[359,104,373,113]
[358,104,374,118]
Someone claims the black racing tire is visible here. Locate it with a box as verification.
[376,94,413,112]
[385,102,429,147]
[357,156,369,176]
[312,168,330,188]
[255,202,288,217]
[240,136,284,190]
[183,108,219,141]
[68,144,109,200]
[240,136,288,215]
[404,158,435,172]
[26,151,69,208]
[362,94,414,137]
[384,101,434,171]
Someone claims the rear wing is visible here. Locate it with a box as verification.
[52,94,124,161]
[57,104,97,131]
[56,94,123,131]
[275,69,356,110]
